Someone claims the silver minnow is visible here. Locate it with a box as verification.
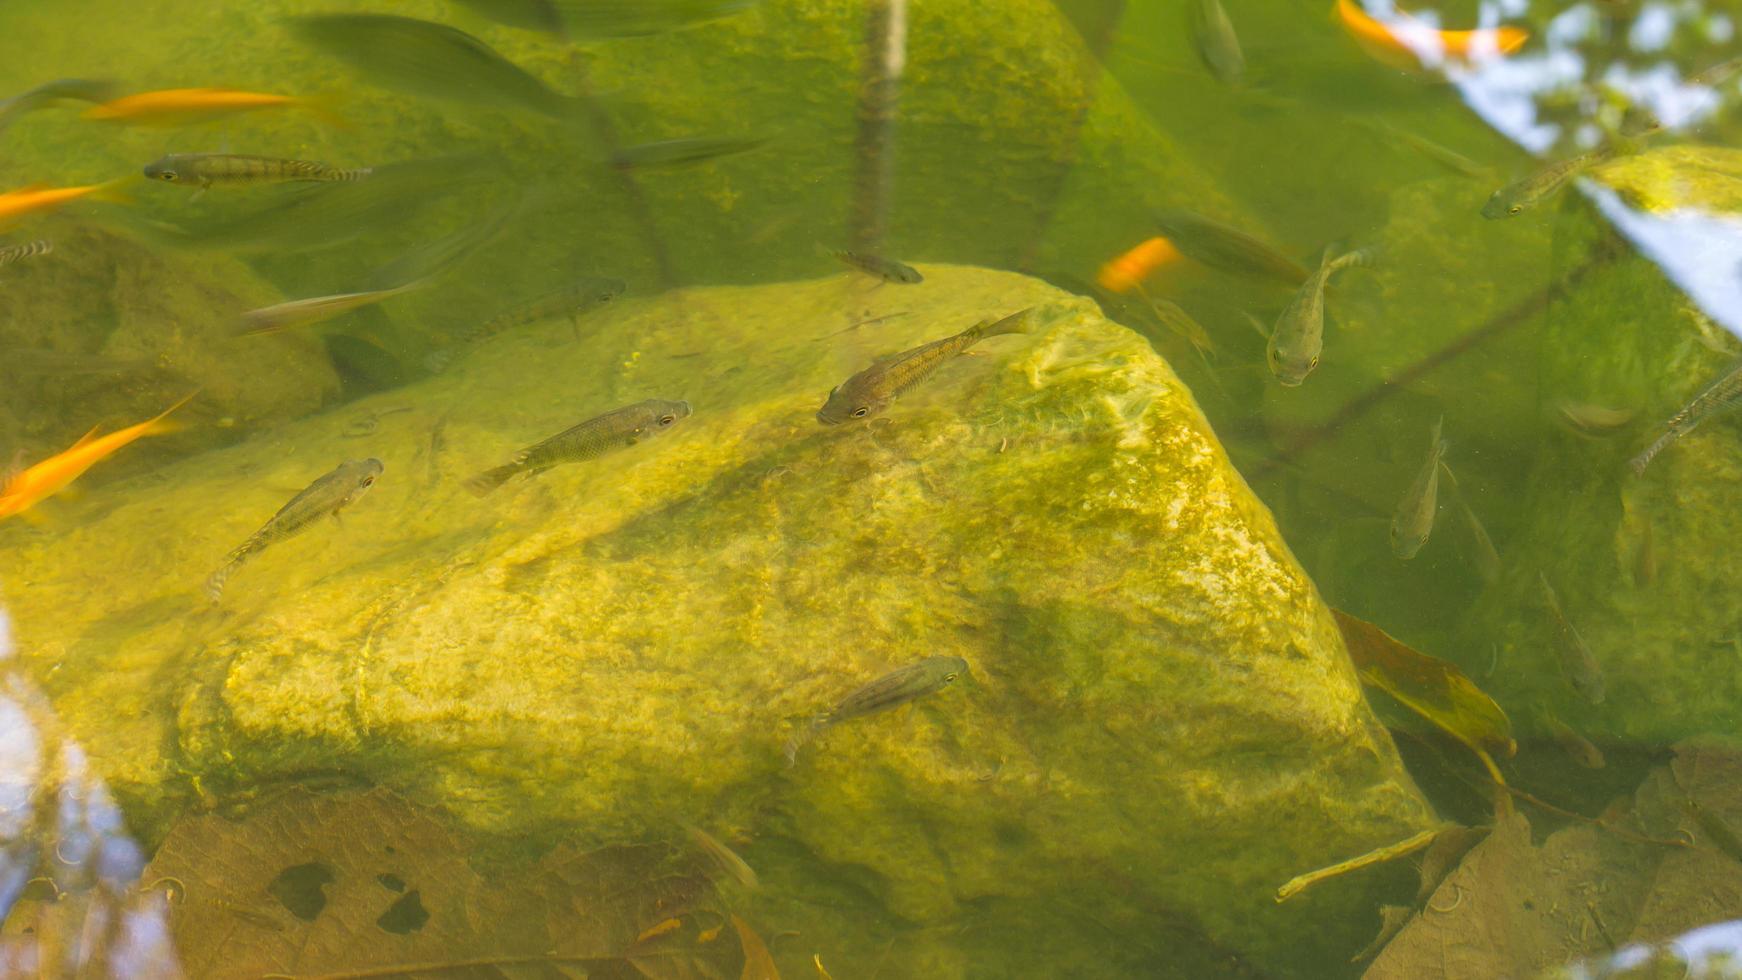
[1390,417,1447,560]
[784,655,969,764]
[464,398,691,496]
[1267,246,1369,386]
[206,459,383,601]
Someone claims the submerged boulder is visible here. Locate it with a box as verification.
[3,266,1433,976]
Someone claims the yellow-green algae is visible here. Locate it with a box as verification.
[3,266,1432,976]
[1594,145,1742,214]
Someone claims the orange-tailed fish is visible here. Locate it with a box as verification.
[1096,236,1182,294]
[0,180,131,229]
[83,88,342,127]
[0,393,194,521]
[1336,0,1527,72]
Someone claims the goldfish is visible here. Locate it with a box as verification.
[464,399,692,496]
[818,309,1031,424]
[238,281,425,336]
[1389,417,1446,560]
[1153,210,1307,285]
[1191,0,1245,85]
[1267,246,1369,385]
[1335,0,1527,73]
[144,154,372,189]
[1629,357,1742,474]
[1538,572,1606,705]
[680,822,759,890]
[205,459,383,601]
[0,239,52,269]
[0,180,130,229]
[0,393,194,521]
[83,88,341,127]
[784,655,969,765]
[831,248,923,284]
[1096,236,1182,294]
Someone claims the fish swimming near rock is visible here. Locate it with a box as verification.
[1191,0,1245,85]
[817,309,1032,424]
[0,239,52,269]
[1152,210,1308,285]
[0,393,194,521]
[1629,358,1742,474]
[612,136,769,170]
[1390,416,1447,560]
[83,87,342,127]
[144,154,372,190]
[1481,145,1614,219]
[464,398,692,496]
[783,655,969,765]
[680,822,759,890]
[1538,571,1606,705]
[1096,236,1182,294]
[1267,246,1369,386]
[205,459,383,601]
[830,248,922,284]
[238,281,425,336]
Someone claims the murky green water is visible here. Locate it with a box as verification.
[1,0,1740,977]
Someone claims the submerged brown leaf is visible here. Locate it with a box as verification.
[1334,609,1516,759]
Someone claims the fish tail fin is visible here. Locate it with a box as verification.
[300,93,350,129]
[981,307,1037,338]
[1333,245,1377,271]
[463,464,520,497]
[90,177,135,205]
[204,562,236,602]
[145,390,199,436]
[1629,429,1678,475]
[1431,414,1446,454]
[782,717,825,768]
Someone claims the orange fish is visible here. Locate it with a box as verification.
[82,88,342,127]
[1335,0,1528,72]
[0,393,194,521]
[1096,236,1182,294]
[0,180,131,228]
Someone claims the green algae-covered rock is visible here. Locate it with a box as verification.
[1594,145,1742,214]
[2,266,1432,976]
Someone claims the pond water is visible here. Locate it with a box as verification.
[0,0,1740,977]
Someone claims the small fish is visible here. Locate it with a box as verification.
[83,88,341,127]
[291,14,578,119]
[818,309,1032,424]
[1267,246,1369,386]
[238,281,425,336]
[784,655,969,765]
[1538,572,1606,705]
[1438,460,1500,585]
[1557,400,1636,434]
[1543,711,1605,769]
[612,136,769,170]
[0,78,115,134]
[449,0,568,37]
[1191,0,1245,85]
[1096,236,1182,294]
[464,398,692,496]
[0,180,131,229]
[731,914,780,980]
[205,459,383,601]
[1353,117,1494,180]
[1133,285,1216,361]
[1152,210,1307,285]
[0,240,52,269]
[144,154,372,189]
[831,249,922,284]
[1335,0,1527,73]
[680,822,759,890]
[1690,55,1742,90]
[1629,358,1742,474]
[1481,146,1613,219]
[1389,416,1447,560]
[0,393,194,521]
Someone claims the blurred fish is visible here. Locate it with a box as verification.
[1389,416,1446,560]
[450,0,567,36]
[1352,117,1494,180]
[1438,461,1500,585]
[144,154,372,190]
[817,309,1032,424]
[553,0,756,38]
[612,136,769,170]
[1557,400,1636,434]
[83,88,341,127]
[1153,210,1307,285]
[1629,358,1742,473]
[0,393,194,521]
[0,180,130,229]
[1335,0,1527,73]
[443,277,625,361]
[680,822,759,890]
[238,281,426,337]
[1096,236,1182,294]
[364,194,522,291]
[291,14,578,119]
[0,347,154,377]
[1691,55,1742,89]
[0,78,115,134]
[464,398,692,496]
[205,458,383,601]
[1543,711,1604,769]
[0,239,52,269]
[831,249,922,284]
[1481,145,1613,219]
[1133,285,1216,361]
[1538,571,1606,705]
[784,655,969,765]
[1191,0,1245,85]
[1267,246,1369,385]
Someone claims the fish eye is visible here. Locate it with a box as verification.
[159,171,178,181]
[659,414,675,426]
[360,476,375,488]
[943,672,959,683]
[1309,355,1319,368]
[851,407,870,418]
[1508,205,1522,215]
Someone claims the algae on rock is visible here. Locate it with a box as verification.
[3,266,1432,977]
